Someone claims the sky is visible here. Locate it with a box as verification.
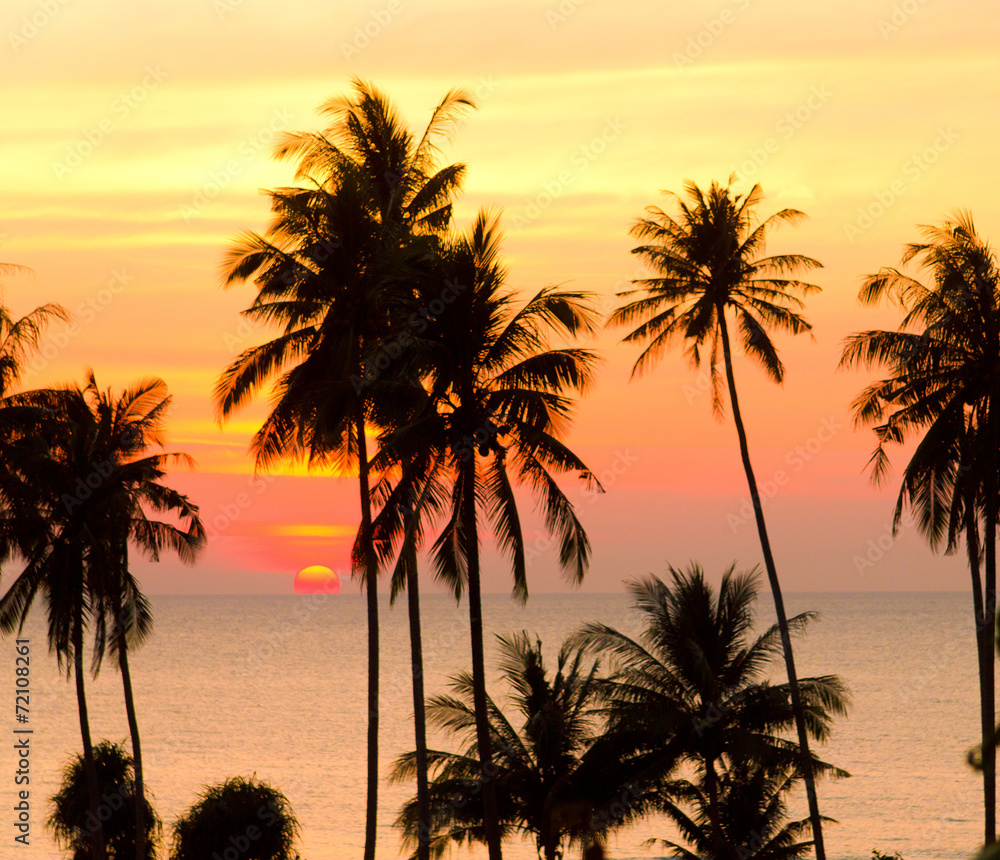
[2,0,998,594]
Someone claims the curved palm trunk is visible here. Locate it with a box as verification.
[402,481,431,860]
[115,607,146,860]
[967,493,995,845]
[73,615,107,860]
[461,459,503,860]
[716,312,826,860]
[357,411,381,860]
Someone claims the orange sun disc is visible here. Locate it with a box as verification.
[293,565,341,594]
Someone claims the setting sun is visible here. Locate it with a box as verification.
[293,565,340,594]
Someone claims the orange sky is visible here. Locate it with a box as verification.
[2,0,998,592]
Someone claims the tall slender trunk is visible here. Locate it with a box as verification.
[984,431,998,845]
[716,311,826,860]
[358,411,380,860]
[115,601,146,860]
[704,757,725,860]
[967,490,994,846]
[402,465,431,860]
[74,614,106,860]
[461,459,503,860]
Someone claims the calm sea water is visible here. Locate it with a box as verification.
[0,591,985,860]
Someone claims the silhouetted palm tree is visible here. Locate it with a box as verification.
[840,212,1000,845]
[80,374,204,860]
[576,565,848,860]
[49,740,161,860]
[0,374,202,860]
[651,762,819,860]
[215,80,473,860]
[379,211,601,860]
[170,775,301,860]
[0,263,67,397]
[369,444,443,860]
[610,179,829,857]
[391,631,652,860]
[0,387,110,860]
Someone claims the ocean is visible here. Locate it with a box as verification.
[0,591,985,860]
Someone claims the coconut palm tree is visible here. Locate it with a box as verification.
[369,445,444,860]
[80,374,205,860]
[377,210,602,860]
[839,212,1000,845]
[0,385,111,860]
[215,80,474,860]
[49,740,161,860]
[575,565,848,860]
[0,262,68,397]
[0,374,203,860]
[170,775,301,860]
[650,761,819,860]
[391,631,653,860]
[609,179,829,856]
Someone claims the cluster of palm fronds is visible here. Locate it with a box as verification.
[390,565,848,860]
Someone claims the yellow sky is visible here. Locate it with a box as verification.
[2,0,998,592]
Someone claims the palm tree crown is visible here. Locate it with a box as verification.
[214,80,475,860]
[576,565,848,860]
[839,212,1000,845]
[610,178,829,857]
[391,631,651,860]
[611,179,820,410]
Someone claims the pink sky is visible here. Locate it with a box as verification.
[2,0,996,592]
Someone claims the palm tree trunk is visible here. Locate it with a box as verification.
[984,436,998,845]
[357,411,380,860]
[74,615,107,860]
[704,757,725,860]
[403,500,431,860]
[716,311,826,860]
[115,607,146,860]
[462,459,503,860]
[967,495,995,846]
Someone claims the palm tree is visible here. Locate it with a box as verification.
[377,211,602,860]
[370,443,443,860]
[0,262,68,397]
[575,565,848,860]
[215,80,474,860]
[80,374,205,860]
[839,212,1000,844]
[0,374,203,860]
[49,740,161,860]
[650,762,819,860]
[170,775,301,860]
[609,179,829,856]
[391,631,653,860]
[0,386,110,860]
